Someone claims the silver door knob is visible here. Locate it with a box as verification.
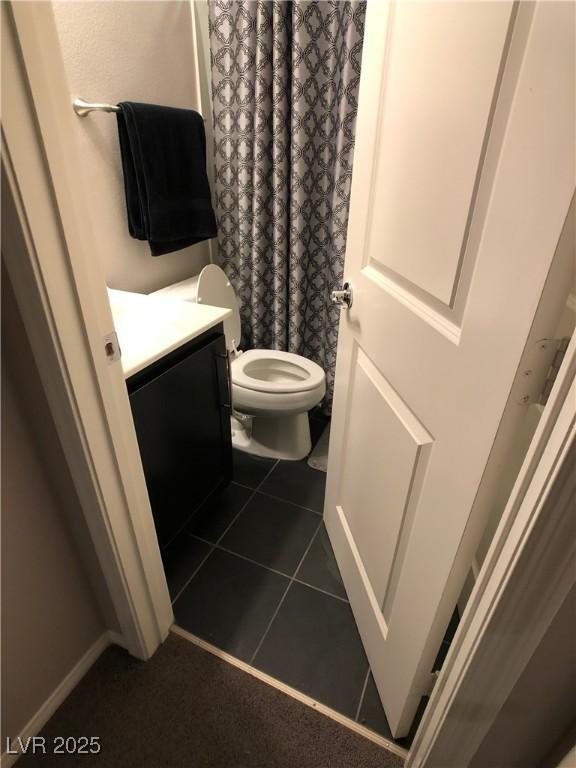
[331,282,353,309]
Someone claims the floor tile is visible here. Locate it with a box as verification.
[174,548,289,662]
[260,460,326,512]
[186,483,252,543]
[357,672,393,739]
[296,523,347,599]
[357,674,426,749]
[233,450,276,489]
[253,582,369,718]
[161,535,212,600]
[219,492,320,576]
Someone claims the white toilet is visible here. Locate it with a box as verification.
[153,265,326,460]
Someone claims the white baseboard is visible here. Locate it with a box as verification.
[107,630,127,650]
[1,631,118,767]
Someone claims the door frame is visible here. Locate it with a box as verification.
[2,2,574,765]
[2,1,173,661]
[407,335,575,766]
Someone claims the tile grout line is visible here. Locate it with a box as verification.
[354,666,372,723]
[231,482,324,516]
[171,460,280,606]
[248,519,324,666]
[246,577,299,667]
[292,577,348,604]
[170,545,216,606]
[187,533,350,604]
[191,537,292,581]
[161,480,227,553]
[214,460,280,546]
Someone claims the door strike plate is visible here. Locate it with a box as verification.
[104,331,121,363]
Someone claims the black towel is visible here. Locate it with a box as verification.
[116,102,217,256]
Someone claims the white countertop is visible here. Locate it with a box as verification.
[108,288,231,378]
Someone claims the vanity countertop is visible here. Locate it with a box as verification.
[108,288,231,378]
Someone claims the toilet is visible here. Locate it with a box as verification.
[152,265,326,460]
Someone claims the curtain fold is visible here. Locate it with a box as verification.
[209,0,365,409]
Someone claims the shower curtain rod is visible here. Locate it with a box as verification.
[72,98,206,121]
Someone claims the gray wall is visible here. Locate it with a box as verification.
[51,0,213,293]
[1,270,110,742]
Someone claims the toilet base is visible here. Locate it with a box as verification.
[231,411,312,461]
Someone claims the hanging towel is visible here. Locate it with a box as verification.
[116,102,217,256]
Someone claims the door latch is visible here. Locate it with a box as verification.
[103,331,121,364]
[331,282,353,309]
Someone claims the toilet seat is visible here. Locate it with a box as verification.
[151,265,327,459]
[231,349,325,394]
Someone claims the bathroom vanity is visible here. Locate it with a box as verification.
[109,289,232,546]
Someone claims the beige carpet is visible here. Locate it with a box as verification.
[19,632,404,767]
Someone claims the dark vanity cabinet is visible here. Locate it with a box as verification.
[127,325,232,547]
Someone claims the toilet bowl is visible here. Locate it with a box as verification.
[152,265,326,460]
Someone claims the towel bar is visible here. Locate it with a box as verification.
[72,98,206,121]
[73,98,120,117]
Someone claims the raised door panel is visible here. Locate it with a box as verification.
[367,2,513,306]
[338,345,433,613]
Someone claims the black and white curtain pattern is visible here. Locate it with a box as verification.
[209,1,365,409]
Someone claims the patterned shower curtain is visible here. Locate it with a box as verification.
[209,1,365,409]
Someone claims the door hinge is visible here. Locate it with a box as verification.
[103,331,121,364]
[539,337,570,405]
[516,337,570,406]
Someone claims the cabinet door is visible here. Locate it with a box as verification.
[129,335,232,546]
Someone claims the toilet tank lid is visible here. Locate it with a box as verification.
[152,265,241,352]
[197,265,241,351]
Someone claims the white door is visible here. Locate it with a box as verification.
[325,1,575,738]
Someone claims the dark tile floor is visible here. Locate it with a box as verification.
[161,411,449,747]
